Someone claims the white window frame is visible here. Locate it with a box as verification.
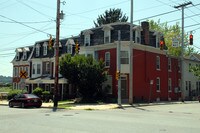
[37,64,41,74]
[121,51,129,64]
[156,56,160,70]
[32,64,36,75]
[46,62,50,74]
[43,42,48,56]
[156,77,160,92]
[67,44,72,54]
[16,52,20,60]
[84,34,90,46]
[104,30,111,44]
[23,51,27,60]
[168,78,172,92]
[105,52,110,67]
[36,44,40,57]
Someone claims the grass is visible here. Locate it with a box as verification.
[58,103,73,109]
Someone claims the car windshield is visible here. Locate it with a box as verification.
[25,94,39,98]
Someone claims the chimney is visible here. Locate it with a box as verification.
[141,21,149,45]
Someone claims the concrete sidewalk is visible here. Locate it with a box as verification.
[0,100,199,110]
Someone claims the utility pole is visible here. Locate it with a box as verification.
[53,0,61,110]
[129,0,133,104]
[117,30,121,106]
[174,1,192,101]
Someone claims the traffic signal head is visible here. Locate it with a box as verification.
[160,36,165,50]
[75,43,80,54]
[189,34,193,45]
[115,71,120,80]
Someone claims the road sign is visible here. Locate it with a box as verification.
[172,38,179,47]
[20,70,27,79]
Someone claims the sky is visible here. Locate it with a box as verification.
[0,0,200,77]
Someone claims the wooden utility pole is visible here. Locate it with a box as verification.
[53,0,60,110]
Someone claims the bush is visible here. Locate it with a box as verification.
[7,90,22,100]
[32,87,43,97]
[42,91,52,102]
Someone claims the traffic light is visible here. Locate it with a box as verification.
[160,36,165,50]
[189,34,193,45]
[48,35,53,49]
[116,71,120,80]
[75,43,80,54]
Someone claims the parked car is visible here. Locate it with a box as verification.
[9,94,42,108]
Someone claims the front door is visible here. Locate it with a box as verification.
[121,77,128,99]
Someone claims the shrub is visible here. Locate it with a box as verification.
[32,87,43,97]
[7,90,22,100]
[42,91,52,102]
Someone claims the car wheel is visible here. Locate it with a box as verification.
[9,102,13,108]
[21,103,25,108]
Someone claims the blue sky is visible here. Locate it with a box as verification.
[0,0,200,77]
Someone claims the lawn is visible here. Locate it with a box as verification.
[0,87,12,92]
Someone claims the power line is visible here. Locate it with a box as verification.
[0,14,51,35]
[16,0,54,20]
[0,20,55,24]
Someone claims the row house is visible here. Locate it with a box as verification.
[12,21,198,102]
[183,54,200,100]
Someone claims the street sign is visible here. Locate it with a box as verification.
[20,70,27,79]
[172,38,179,47]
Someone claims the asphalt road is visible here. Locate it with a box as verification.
[0,103,200,133]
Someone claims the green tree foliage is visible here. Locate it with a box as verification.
[190,65,200,79]
[32,87,43,97]
[94,8,128,27]
[149,19,198,56]
[60,54,107,101]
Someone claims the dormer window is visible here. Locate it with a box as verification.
[16,52,20,60]
[84,34,90,46]
[43,42,48,56]
[66,39,75,54]
[36,44,40,57]
[133,26,142,44]
[82,30,93,46]
[102,25,113,44]
[23,51,27,60]
[15,48,22,60]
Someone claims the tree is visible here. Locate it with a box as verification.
[149,19,198,56]
[60,54,107,101]
[94,8,128,27]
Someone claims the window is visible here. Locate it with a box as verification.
[104,30,111,43]
[121,51,129,64]
[32,64,35,74]
[156,77,160,92]
[36,44,40,57]
[16,52,20,60]
[46,62,50,74]
[84,34,90,46]
[37,64,41,74]
[156,56,160,70]
[168,78,172,92]
[168,58,171,71]
[23,51,27,60]
[67,45,72,54]
[43,43,48,56]
[105,52,110,67]
[189,63,192,72]
[14,67,18,77]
